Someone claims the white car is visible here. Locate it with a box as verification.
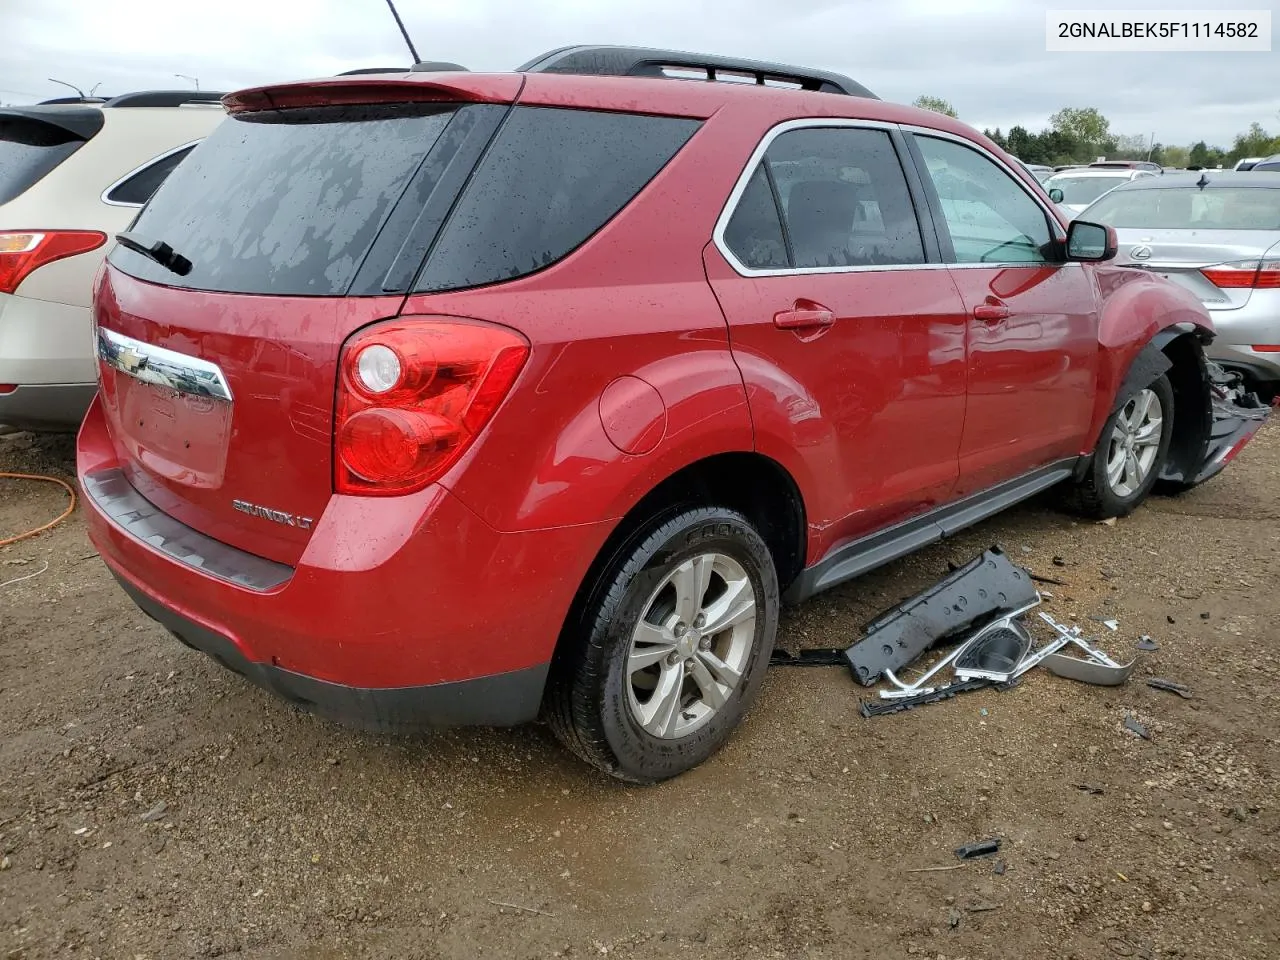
[0,91,225,431]
[1043,168,1158,217]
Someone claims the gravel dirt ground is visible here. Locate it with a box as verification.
[1,426,1277,960]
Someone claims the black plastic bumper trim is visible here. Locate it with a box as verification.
[83,469,292,591]
[115,575,549,730]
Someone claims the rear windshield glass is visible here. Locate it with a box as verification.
[1044,174,1129,206]
[108,104,456,295]
[414,107,700,292]
[0,117,87,205]
[1087,187,1280,230]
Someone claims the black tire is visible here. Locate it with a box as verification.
[544,506,779,783]
[1069,373,1175,519]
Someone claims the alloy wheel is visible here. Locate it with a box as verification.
[1106,388,1163,497]
[626,552,757,739]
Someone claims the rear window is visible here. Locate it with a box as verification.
[1087,187,1280,230]
[0,117,88,205]
[414,107,699,292]
[109,103,700,298]
[1045,174,1128,206]
[108,104,459,296]
[105,144,196,206]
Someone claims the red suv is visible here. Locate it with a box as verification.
[77,47,1266,782]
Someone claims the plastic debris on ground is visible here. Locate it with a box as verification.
[954,838,1001,860]
[768,544,1158,717]
[1147,678,1192,699]
[1123,715,1151,740]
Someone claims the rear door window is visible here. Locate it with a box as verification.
[767,128,926,269]
[722,166,789,269]
[108,104,461,295]
[0,116,90,205]
[105,145,197,206]
[719,125,927,271]
[414,107,700,292]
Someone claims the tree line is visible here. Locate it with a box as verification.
[911,96,1280,168]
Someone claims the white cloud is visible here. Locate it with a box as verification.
[1,0,1274,147]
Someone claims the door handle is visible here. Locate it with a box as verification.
[774,302,835,330]
[972,301,1011,322]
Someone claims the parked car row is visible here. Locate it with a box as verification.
[1043,166,1159,215]
[0,90,225,430]
[3,47,1271,780]
[1235,156,1280,172]
[1073,171,1280,396]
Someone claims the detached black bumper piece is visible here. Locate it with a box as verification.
[114,576,548,732]
[843,547,1038,687]
[1189,391,1270,485]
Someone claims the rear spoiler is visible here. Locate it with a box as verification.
[0,105,104,140]
[223,73,522,113]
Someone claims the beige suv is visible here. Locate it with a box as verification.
[0,91,225,431]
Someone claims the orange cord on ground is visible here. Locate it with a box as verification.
[0,473,78,547]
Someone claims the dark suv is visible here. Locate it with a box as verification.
[77,47,1266,782]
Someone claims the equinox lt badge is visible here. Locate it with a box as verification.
[232,499,314,530]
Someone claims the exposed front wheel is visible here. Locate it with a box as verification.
[545,507,779,783]
[1070,374,1175,519]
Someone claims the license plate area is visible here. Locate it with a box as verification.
[111,377,233,488]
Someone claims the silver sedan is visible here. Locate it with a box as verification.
[1080,172,1280,393]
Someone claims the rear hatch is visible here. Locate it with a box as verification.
[96,85,518,565]
[1088,183,1280,312]
[0,105,101,207]
[94,76,702,565]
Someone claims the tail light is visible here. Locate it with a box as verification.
[0,231,107,295]
[335,317,529,496]
[1201,258,1280,290]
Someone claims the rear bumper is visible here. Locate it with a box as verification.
[0,292,94,382]
[1206,299,1280,381]
[0,383,96,431]
[0,292,96,430]
[77,397,612,728]
[115,574,548,730]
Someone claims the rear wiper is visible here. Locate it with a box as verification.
[115,232,193,277]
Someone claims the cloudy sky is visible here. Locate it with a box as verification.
[2,0,1275,148]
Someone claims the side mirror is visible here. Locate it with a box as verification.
[1065,220,1116,262]
[1048,187,1065,204]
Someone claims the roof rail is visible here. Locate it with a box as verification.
[38,96,109,105]
[516,45,877,99]
[101,90,228,108]
[410,61,469,72]
[337,67,410,75]
[334,62,467,76]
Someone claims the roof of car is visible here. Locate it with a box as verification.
[232,69,987,139]
[1109,171,1280,190]
[1046,168,1146,179]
